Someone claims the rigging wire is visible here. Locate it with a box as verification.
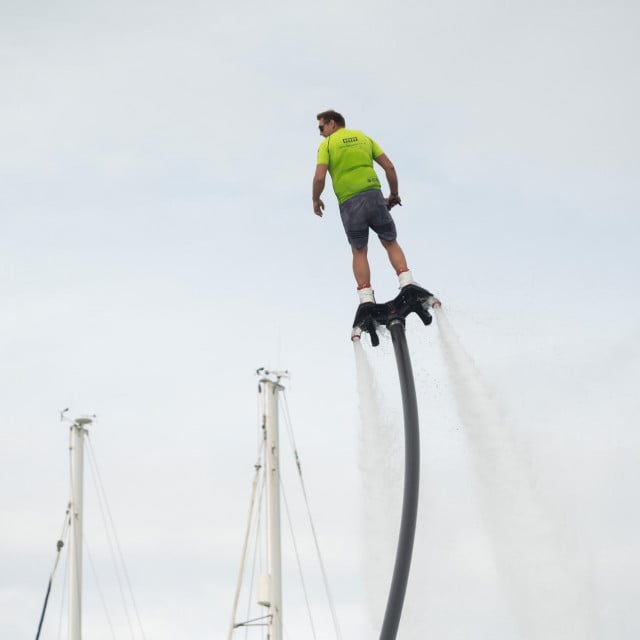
[243,470,266,640]
[281,390,343,640]
[86,434,147,640]
[233,377,270,639]
[256,383,264,455]
[56,530,69,640]
[279,474,318,640]
[85,437,135,640]
[35,510,69,640]
[84,531,118,640]
[228,456,263,640]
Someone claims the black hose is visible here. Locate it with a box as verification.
[379,320,420,640]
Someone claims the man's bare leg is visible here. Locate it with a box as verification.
[380,239,409,274]
[352,245,371,288]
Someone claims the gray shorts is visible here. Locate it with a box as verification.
[339,189,397,249]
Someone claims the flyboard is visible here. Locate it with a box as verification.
[351,282,441,640]
[351,283,441,346]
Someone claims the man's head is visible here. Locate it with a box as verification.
[317,109,345,137]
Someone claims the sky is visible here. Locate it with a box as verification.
[1,0,639,638]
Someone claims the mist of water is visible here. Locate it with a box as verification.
[353,340,402,635]
[434,307,597,639]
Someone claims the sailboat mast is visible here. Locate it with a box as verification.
[260,372,286,640]
[68,417,91,640]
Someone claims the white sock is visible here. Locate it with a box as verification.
[357,287,375,304]
[398,270,415,288]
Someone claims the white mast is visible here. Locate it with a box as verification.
[258,369,287,640]
[68,416,92,640]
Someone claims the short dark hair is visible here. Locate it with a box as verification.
[316,110,345,127]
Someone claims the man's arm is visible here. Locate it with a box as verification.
[374,153,401,207]
[312,164,328,217]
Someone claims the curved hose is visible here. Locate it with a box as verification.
[379,320,420,640]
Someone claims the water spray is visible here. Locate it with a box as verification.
[352,285,440,640]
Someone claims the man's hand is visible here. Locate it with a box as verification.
[386,193,402,209]
[312,164,328,217]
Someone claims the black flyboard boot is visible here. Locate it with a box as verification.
[351,302,387,346]
[351,284,441,347]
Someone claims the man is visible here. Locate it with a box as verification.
[312,109,418,305]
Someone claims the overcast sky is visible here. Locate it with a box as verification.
[2,0,639,638]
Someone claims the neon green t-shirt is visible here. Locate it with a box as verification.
[316,129,384,204]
